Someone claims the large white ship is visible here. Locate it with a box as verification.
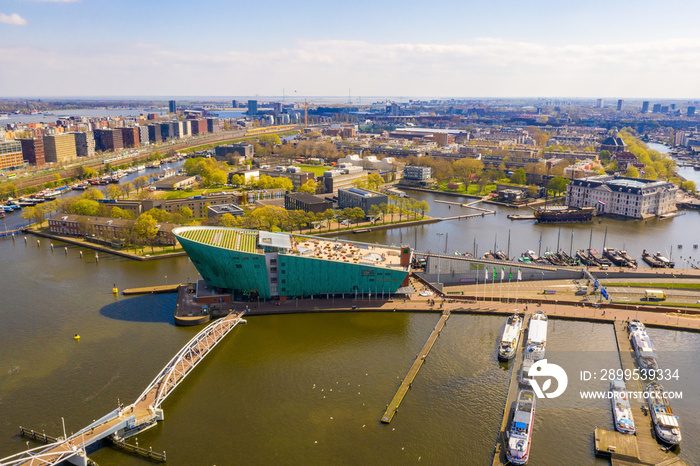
[525,310,547,360]
[628,320,659,371]
[506,390,536,465]
[645,381,681,445]
[498,311,523,360]
[610,379,636,434]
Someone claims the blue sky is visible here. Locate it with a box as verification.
[1,0,699,98]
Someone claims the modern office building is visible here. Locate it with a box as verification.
[0,140,24,170]
[19,137,45,166]
[260,166,315,190]
[652,104,662,113]
[284,192,333,214]
[207,204,244,220]
[337,187,388,214]
[173,227,412,299]
[617,99,624,111]
[93,129,124,152]
[73,131,96,158]
[688,107,696,117]
[403,165,432,180]
[566,175,678,219]
[596,99,604,108]
[322,164,366,193]
[214,143,254,160]
[43,133,77,163]
[641,101,650,113]
[168,100,177,114]
[247,100,258,115]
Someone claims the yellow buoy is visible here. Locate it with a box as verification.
[74,334,81,341]
[112,287,118,294]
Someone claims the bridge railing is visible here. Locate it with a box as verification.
[135,312,245,410]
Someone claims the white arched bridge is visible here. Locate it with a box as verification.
[0,311,246,466]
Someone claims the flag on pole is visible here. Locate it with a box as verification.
[509,270,513,280]
[501,266,505,280]
[484,267,488,281]
[493,268,497,280]
[517,268,522,281]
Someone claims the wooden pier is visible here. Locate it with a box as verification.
[107,437,166,463]
[122,284,182,295]
[591,321,686,465]
[492,314,530,466]
[380,310,451,423]
[19,427,59,444]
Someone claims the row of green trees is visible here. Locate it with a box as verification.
[215,197,430,234]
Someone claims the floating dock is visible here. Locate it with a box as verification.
[591,321,686,465]
[122,284,182,295]
[492,314,530,466]
[380,310,451,423]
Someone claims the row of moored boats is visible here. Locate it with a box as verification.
[495,312,681,464]
[497,310,548,465]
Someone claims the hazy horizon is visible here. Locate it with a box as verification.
[1,0,699,98]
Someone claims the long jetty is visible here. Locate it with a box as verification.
[122,284,183,295]
[491,314,530,466]
[593,321,685,465]
[380,310,451,423]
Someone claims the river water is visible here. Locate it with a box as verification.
[1,220,699,464]
[1,144,699,464]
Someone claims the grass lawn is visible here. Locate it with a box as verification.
[159,188,209,199]
[435,181,497,196]
[298,165,332,176]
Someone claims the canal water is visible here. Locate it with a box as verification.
[1,229,699,464]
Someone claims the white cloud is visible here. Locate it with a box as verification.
[0,12,28,26]
[1,38,699,97]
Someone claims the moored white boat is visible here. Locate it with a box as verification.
[525,310,547,360]
[506,390,536,465]
[628,319,659,371]
[498,311,523,360]
[610,379,636,434]
[645,381,681,445]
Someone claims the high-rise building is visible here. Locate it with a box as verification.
[168,100,177,114]
[190,119,208,135]
[596,98,604,108]
[19,137,45,166]
[119,127,140,149]
[688,107,696,117]
[617,99,624,111]
[138,126,149,146]
[43,133,77,163]
[247,100,258,115]
[73,131,95,158]
[0,140,24,170]
[206,117,220,133]
[159,122,175,141]
[232,100,238,108]
[652,104,662,113]
[93,129,124,152]
[148,124,162,144]
[641,101,650,113]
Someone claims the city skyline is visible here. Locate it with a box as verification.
[1,0,699,98]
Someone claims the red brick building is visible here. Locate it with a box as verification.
[19,138,45,166]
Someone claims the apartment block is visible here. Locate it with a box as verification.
[119,127,141,149]
[19,137,45,166]
[0,140,24,169]
[93,129,124,152]
[73,131,96,158]
[43,133,77,163]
